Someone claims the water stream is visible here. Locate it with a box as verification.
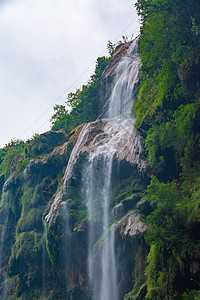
[60,200,72,294]
[45,38,141,299]
[106,39,140,118]
[81,38,140,300]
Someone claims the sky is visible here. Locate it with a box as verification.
[0,0,139,148]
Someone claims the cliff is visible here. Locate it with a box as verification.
[0,39,150,300]
[0,1,200,299]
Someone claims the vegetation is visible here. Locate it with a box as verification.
[0,140,26,179]
[134,0,200,129]
[0,0,200,298]
[131,0,200,298]
[0,47,112,299]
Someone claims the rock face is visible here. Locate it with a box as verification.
[45,118,147,226]
[25,129,68,158]
[80,119,147,169]
[0,41,150,300]
[116,210,148,237]
[102,42,132,79]
[0,121,149,299]
[0,130,71,299]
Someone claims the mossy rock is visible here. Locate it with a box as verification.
[124,283,147,300]
[0,173,4,192]
[9,231,43,276]
[135,200,154,216]
[25,130,68,158]
[113,194,141,219]
[68,123,86,146]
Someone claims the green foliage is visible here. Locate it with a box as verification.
[67,89,82,108]
[0,148,6,166]
[142,174,200,298]
[0,140,25,179]
[50,104,73,132]
[45,221,61,266]
[73,209,88,232]
[1,0,200,298]
[10,231,42,264]
[134,0,200,128]
[15,185,45,234]
[107,40,116,56]
[25,130,67,158]
[9,230,43,297]
[183,290,200,300]
[145,102,198,169]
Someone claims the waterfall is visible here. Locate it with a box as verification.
[82,155,118,300]
[45,123,90,225]
[107,39,140,118]
[81,38,141,300]
[60,201,72,295]
[45,38,141,299]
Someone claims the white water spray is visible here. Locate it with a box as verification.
[82,155,118,300]
[45,123,90,225]
[81,38,141,300]
[45,38,142,299]
[107,40,140,118]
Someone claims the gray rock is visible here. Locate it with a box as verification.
[102,42,132,79]
[116,210,148,237]
[112,194,141,218]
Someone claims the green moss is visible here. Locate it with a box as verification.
[9,231,43,278]
[45,221,62,266]
[25,130,67,158]
[74,209,88,232]
[183,290,200,299]
[0,140,26,179]
[15,186,44,234]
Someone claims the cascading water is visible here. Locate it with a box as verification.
[81,38,141,300]
[45,37,142,299]
[45,123,90,225]
[60,201,72,298]
[106,39,140,118]
[82,155,118,300]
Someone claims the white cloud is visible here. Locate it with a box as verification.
[0,0,139,147]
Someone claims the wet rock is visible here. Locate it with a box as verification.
[2,175,13,191]
[79,119,147,170]
[135,283,147,300]
[46,118,148,226]
[135,200,153,216]
[31,141,68,165]
[116,211,148,237]
[25,129,68,158]
[0,174,4,192]
[68,123,87,145]
[102,42,132,79]
[113,194,141,218]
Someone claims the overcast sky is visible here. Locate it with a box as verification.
[0,0,139,148]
